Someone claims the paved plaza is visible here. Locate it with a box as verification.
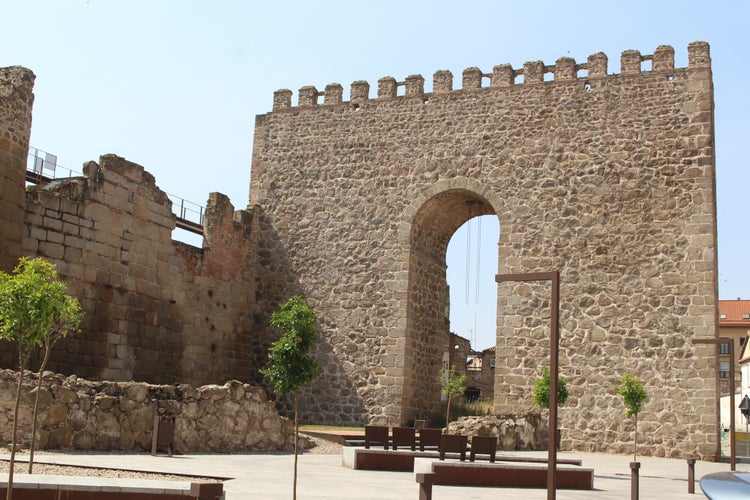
[2,449,748,499]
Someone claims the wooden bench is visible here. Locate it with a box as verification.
[364,425,389,449]
[439,434,467,461]
[417,428,442,451]
[392,426,416,451]
[469,435,497,462]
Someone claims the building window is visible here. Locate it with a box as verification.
[719,342,730,355]
[741,337,747,347]
[720,361,730,379]
[720,314,727,319]
[743,313,750,320]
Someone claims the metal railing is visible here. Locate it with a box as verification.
[167,193,205,232]
[26,147,205,234]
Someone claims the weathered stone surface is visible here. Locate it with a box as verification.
[0,370,297,453]
[447,414,546,450]
[0,148,263,387]
[0,41,719,460]
[250,42,718,459]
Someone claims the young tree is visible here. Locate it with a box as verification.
[440,364,466,425]
[532,366,570,410]
[28,295,82,473]
[615,373,648,461]
[532,366,569,448]
[259,295,321,500]
[0,257,82,499]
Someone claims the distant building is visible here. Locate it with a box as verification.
[449,333,495,402]
[719,299,750,395]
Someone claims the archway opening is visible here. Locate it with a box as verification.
[402,189,498,423]
[446,215,499,409]
[447,215,500,351]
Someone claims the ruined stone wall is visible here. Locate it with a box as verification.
[0,67,34,272]
[250,42,719,459]
[0,370,295,453]
[0,69,264,387]
[13,155,261,385]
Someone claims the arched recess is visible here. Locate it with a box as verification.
[398,178,507,422]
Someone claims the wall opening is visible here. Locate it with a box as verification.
[402,189,497,423]
[446,215,499,352]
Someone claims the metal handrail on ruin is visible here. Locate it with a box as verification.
[25,147,205,234]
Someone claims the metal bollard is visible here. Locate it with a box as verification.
[687,458,696,494]
[630,462,640,500]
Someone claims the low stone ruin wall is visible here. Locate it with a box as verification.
[445,413,546,450]
[0,369,295,453]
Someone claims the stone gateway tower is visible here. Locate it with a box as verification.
[250,42,718,458]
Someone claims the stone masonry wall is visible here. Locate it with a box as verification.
[250,42,719,459]
[13,155,262,385]
[0,67,34,272]
[0,370,295,453]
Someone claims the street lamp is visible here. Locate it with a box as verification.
[496,271,560,500]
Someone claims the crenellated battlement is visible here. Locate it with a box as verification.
[272,41,710,111]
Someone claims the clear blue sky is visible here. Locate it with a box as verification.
[2,1,747,350]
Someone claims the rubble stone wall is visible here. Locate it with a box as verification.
[446,414,546,451]
[0,370,295,453]
[250,42,719,459]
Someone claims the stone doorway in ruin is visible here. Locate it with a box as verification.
[400,184,500,423]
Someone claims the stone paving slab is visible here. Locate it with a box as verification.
[2,450,749,499]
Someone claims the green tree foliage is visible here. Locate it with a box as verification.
[0,257,83,499]
[615,373,648,461]
[532,366,570,410]
[259,295,321,500]
[440,365,466,426]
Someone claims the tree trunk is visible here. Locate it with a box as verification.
[445,395,452,426]
[29,345,52,473]
[633,414,638,462]
[293,391,299,500]
[8,355,28,500]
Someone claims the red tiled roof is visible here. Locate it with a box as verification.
[719,299,750,326]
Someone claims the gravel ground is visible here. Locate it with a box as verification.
[0,435,343,481]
